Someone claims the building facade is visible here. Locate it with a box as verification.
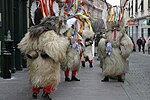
[83,0,104,19]
[0,0,28,77]
[0,0,105,77]
[121,0,150,49]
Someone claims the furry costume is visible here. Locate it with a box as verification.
[98,4,133,82]
[18,16,69,99]
[63,46,81,81]
[62,22,83,81]
[81,23,95,68]
[98,23,133,82]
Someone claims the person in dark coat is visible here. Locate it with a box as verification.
[141,36,146,54]
[136,37,142,52]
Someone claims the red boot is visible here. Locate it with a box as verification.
[32,87,40,99]
[64,68,71,82]
[71,70,80,81]
[42,86,52,100]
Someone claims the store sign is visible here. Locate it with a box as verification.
[127,20,138,26]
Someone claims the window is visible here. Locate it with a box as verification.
[129,2,130,16]
[148,0,150,9]
[148,28,150,37]
[141,0,144,11]
[131,0,133,16]
[135,0,138,12]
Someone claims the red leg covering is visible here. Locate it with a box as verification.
[64,68,70,77]
[32,87,40,93]
[89,60,93,64]
[43,86,51,94]
[72,70,77,77]
[82,61,85,65]
[80,52,82,59]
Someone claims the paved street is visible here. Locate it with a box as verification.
[0,52,150,100]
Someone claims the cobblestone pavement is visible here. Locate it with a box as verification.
[0,52,150,100]
[121,52,150,100]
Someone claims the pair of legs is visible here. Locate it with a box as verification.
[32,85,55,100]
[82,60,93,68]
[138,45,141,52]
[101,75,124,82]
[64,68,80,82]
[142,45,145,54]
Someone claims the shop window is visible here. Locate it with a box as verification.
[148,0,150,9]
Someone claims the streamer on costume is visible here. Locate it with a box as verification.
[75,13,93,31]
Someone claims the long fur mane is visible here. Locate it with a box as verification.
[29,16,66,38]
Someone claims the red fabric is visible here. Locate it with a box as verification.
[64,68,70,77]
[66,0,71,5]
[43,86,51,94]
[72,70,77,77]
[80,52,82,59]
[81,2,85,6]
[114,29,116,41]
[89,60,93,64]
[82,61,85,64]
[32,87,40,93]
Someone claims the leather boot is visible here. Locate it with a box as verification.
[117,75,124,82]
[41,92,52,100]
[32,93,38,99]
[89,60,93,68]
[101,76,109,82]
[89,63,93,68]
[65,76,71,82]
[82,61,85,67]
[71,76,80,81]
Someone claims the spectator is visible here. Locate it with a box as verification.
[141,35,146,54]
[136,37,142,52]
[130,37,136,52]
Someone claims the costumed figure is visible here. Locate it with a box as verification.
[18,16,69,100]
[98,0,133,82]
[81,22,95,68]
[62,17,84,82]
[62,0,92,81]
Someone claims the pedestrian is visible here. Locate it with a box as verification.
[136,37,142,52]
[141,35,146,54]
[147,37,150,54]
[130,37,136,52]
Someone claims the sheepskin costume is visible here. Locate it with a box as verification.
[81,22,95,68]
[18,16,69,99]
[62,25,83,82]
[62,46,81,81]
[98,19,133,82]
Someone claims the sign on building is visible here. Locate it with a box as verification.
[127,20,138,26]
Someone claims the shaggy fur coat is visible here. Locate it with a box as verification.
[81,23,95,61]
[98,27,133,76]
[18,16,69,89]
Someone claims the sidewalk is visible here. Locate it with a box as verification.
[0,52,150,100]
